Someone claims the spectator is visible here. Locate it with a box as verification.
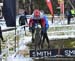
[71,9,75,17]
[19,11,28,35]
[65,9,72,24]
[0,26,4,55]
[24,10,28,16]
[0,26,4,41]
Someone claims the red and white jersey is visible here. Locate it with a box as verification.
[29,12,45,28]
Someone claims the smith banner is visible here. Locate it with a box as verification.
[30,49,75,57]
[46,0,54,16]
[30,49,58,57]
[2,0,16,27]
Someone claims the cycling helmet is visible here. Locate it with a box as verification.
[33,9,40,17]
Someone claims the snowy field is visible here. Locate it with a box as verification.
[1,16,75,61]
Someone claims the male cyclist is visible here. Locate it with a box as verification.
[29,9,50,48]
[29,9,45,43]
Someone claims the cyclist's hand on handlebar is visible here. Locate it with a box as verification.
[35,24,41,28]
[37,25,41,28]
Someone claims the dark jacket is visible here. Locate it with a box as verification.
[19,15,27,26]
[66,10,72,18]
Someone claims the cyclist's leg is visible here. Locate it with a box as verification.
[41,32,45,48]
[32,29,35,43]
[45,32,50,48]
[40,31,43,48]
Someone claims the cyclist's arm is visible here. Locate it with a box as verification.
[29,18,33,27]
[44,16,49,28]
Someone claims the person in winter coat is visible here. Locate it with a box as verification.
[0,26,4,41]
[66,9,72,24]
[29,9,50,48]
[19,11,28,35]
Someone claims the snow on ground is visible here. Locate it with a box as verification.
[19,36,32,46]
[7,43,33,61]
[7,54,33,61]
[1,16,75,61]
[6,36,33,61]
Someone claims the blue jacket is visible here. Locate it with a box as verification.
[41,15,49,32]
[43,15,49,30]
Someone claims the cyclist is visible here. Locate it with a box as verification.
[29,9,45,44]
[29,9,50,48]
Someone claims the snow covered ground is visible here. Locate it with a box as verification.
[1,16,75,61]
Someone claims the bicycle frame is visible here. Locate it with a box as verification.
[34,23,42,50]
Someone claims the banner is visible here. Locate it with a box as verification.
[30,49,58,57]
[46,0,54,16]
[2,0,16,27]
[30,49,75,57]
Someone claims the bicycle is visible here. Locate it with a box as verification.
[34,23,42,50]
